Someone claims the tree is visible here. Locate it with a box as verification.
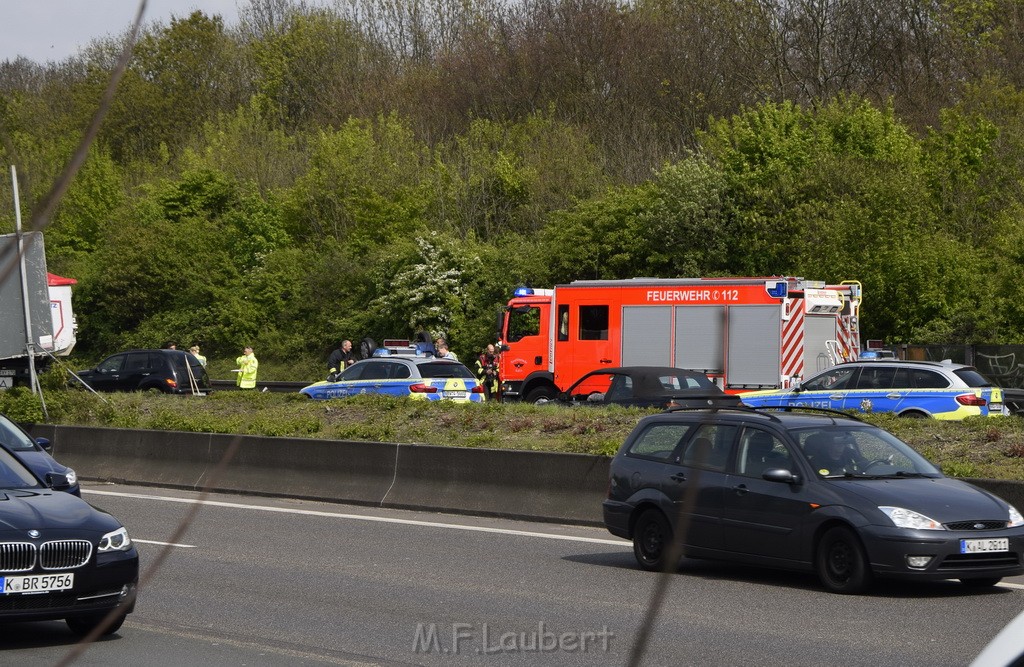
[367,231,483,345]
[284,114,432,248]
[431,112,607,239]
[99,11,245,164]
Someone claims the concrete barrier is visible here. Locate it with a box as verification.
[29,425,610,525]
[25,425,1024,526]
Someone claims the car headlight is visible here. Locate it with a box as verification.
[1009,505,1024,528]
[64,468,77,487]
[879,506,945,530]
[98,527,132,552]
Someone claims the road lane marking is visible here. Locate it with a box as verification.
[125,618,393,666]
[132,539,196,548]
[999,582,1024,590]
[84,489,630,547]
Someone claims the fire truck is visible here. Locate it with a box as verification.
[497,277,862,402]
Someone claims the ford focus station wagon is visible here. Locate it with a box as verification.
[603,407,1024,593]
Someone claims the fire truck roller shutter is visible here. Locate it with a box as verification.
[621,306,672,366]
[727,306,781,387]
[805,315,840,374]
[674,305,725,373]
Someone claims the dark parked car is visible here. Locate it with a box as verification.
[0,413,79,496]
[0,442,138,635]
[604,406,1024,593]
[547,366,742,410]
[74,349,210,394]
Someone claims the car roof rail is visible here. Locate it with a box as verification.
[750,405,865,422]
[662,405,785,423]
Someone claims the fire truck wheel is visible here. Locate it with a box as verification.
[525,387,556,404]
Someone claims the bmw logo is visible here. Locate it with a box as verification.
[28,530,40,539]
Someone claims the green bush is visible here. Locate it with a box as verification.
[0,388,45,423]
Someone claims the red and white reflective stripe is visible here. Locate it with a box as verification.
[836,316,857,361]
[780,299,804,384]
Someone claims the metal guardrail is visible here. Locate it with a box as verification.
[209,379,308,393]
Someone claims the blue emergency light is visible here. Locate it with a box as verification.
[513,286,534,297]
[765,280,788,298]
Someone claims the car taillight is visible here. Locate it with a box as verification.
[409,383,438,393]
[165,378,177,389]
[955,393,987,406]
[471,385,484,394]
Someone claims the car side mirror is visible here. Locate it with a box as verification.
[762,468,800,485]
[498,343,510,352]
[35,437,52,452]
[46,472,71,491]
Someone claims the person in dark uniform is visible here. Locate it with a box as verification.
[327,340,355,380]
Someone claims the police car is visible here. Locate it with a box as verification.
[740,360,1007,419]
[300,339,485,402]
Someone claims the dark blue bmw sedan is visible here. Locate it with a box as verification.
[0,442,138,635]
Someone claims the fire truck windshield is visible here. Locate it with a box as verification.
[507,306,541,342]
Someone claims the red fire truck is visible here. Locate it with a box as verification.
[497,277,862,402]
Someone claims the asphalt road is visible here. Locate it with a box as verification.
[3,481,1024,666]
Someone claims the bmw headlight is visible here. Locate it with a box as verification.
[64,468,78,487]
[98,526,132,552]
[1009,505,1024,528]
[879,506,945,530]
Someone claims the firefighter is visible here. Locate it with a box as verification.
[327,340,355,380]
[476,344,500,401]
[235,346,258,390]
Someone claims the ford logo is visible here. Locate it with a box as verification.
[973,523,986,530]
[28,529,40,539]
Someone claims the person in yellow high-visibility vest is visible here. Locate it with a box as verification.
[235,346,258,390]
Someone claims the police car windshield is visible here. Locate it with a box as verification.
[418,362,475,379]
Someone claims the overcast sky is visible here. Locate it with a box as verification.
[0,1,244,64]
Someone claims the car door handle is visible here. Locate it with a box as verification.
[829,393,843,400]
[670,472,686,482]
[733,484,749,495]
[886,392,901,399]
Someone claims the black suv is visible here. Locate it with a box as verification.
[75,349,210,394]
[604,406,1024,593]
